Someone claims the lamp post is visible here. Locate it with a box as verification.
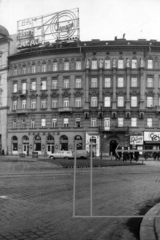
[100,106,103,160]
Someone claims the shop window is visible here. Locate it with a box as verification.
[104,77,111,88]
[91,117,97,127]
[131,118,137,127]
[104,96,111,107]
[118,118,123,127]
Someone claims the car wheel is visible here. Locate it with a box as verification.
[64,157,69,160]
[50,156,54,159]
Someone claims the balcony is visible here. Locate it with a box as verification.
[18,90,28,97]
[58,107,73,113]
[14,109,29,115]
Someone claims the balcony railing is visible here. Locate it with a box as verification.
[58,107,73,112]
[14,109,28,114]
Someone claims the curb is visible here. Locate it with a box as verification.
[140,203,160,240]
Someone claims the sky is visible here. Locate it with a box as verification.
[0,0,160,41]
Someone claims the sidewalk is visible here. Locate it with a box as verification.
[140,203,160,240]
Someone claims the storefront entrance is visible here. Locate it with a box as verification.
[47,135,54,154]
[22,136,29,155]
[109,140,118,156]
[60,135,68,151]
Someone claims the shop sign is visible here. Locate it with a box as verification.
[130,136,143,145]
[144,132,160,141]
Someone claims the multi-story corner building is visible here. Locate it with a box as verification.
[0,25,17,154]
[7,38,160,156]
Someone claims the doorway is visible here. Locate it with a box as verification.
[109,140,118,156]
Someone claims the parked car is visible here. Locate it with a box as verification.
[72,150,89,159]
[48,150,74,159]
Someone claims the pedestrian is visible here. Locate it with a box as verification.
[135,151,139,162]
[153,151,157,161]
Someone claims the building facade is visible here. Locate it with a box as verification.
[7,38,160,156]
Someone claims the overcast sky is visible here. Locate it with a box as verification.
[1,0,160,41]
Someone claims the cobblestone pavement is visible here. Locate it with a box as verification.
[1,159,160,240]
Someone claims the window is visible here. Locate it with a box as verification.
[91,118,97,127]
[118,118,123,127]
[147,77,153,88]
[64,61,69,70]
[147,97,153,107]
[104,96,111,107]
[75,78,82,88]
[104,77,111,88]
[41,118,46,127]
[92,60,97,69]
[159,97,160,106]
[104,118,110,130]
[147,118,152,127]
[75,98,81,107]
[148,59,153,69]
[104,60,111,69]
[159,78,160,88]
[41,99,46,109]
[63,98,69,107]
[22,66,26,74]
[14,67,17,75]
[21,119,26,128]
[31,81,36,91]
[64,79,69,88]
[132,59,137,68]
[42,63,46,72]
[118,60,123,69]
[13,83,17,93]
[53,62,58,71]
[117,77,124,87]
[52,98,58,108]
[75,118,81,127]
[131,77,138,87]
[13,120,17,128]
[76,61,81,70]
[22,82,26,94]
[91,97,97,107]
[52,118,57,128]
[32,64,36,73]
[131,118,137,127]
[63,118,69,127]
[131,96,137,107]
[41,80,46,90]
[31,119,35,128]
[22,100,26,109]
[31,99,36,109]
[13,100,17,110]
[91,78,97,88]
[52,80,57,89]
[117,96,124,107]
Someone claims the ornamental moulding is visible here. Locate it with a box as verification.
[89,90,99,96]
[130,90,140,95]
[73,91,83,97]
[61,91,71,97]
[117,90,126,95]
[30,94,38,98]
[145,91,155,96]
[40,93,48,98]
[50,92,59,98]
[103,90,113,96]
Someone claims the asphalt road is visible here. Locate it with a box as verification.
[0,158,160,240]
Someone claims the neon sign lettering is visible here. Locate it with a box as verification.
[149,132,160,141]
[130,136,143,145]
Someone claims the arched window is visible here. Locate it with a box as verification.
[60,135,68,150]
[34,135,41,151]
[12,136,18,151]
